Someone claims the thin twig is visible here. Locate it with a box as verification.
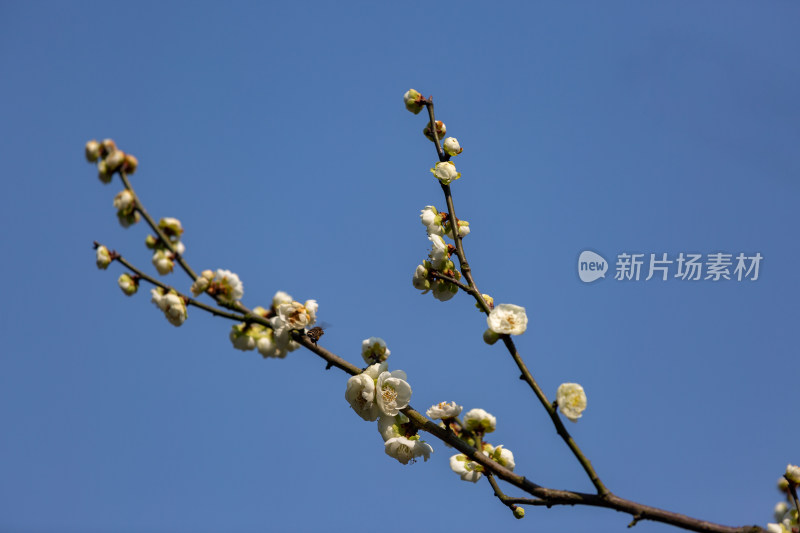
[425,96,607,495]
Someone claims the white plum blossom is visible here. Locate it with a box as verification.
[412,263,431,292]
[229,323,260,351]
[450,454,484,482]
[385,436,433,465]
[362,337,390,365]
[426,401,462,420]
[256,329,287,359]
[786,464,800,484]
[277,301,314,330]
[487,303,528,335]
[152,249,174,275]
[151,287,167,311]
[430,161,460,185]
[378,413,408,442]
[268,299,317,354]
[117,273,137,296]
[463,408,496,433]
[161,291,187,327]
[345,363,387,422]
[304,300,318,324]
[428,233,449,271]
[96,245,111,269]
[442,136,463,156]
[272,291,293,309]
[376,370,412,416]
[557,383,587,422]
[774,502,789,523]
[487,444,515,470]
[213,269,244,304]
[420,206,443,236]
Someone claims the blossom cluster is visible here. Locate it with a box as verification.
[345,341,433,465]
[86,139,141,226]
[229,291,317,359]
[767,464,800,533]
[146,218,186,275]
[425,404,515,483]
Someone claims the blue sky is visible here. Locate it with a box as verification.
[1,2,798,532]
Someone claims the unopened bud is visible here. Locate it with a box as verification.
[101,139,117,154]
[96,245,111,270]
[113,189,135,214]
[85,140,101,162]
[403,89,425,114]
[117,273,138,296]
[105,150,125,172]
[423,120,446,142]
[145,234,158,249]
[117,210,140,228]
[443,137,462,156]
[483,328,500,345]
[159,217,184,241]
[97,160,112,184]
[476,294,494,311]
[123,154,138,175]
[513,506,525,519]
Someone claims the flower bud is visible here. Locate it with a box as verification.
[778,477,790,493]
[101,138,117,154]
[786,464,800,485]
[159,217,184,241]
[117,273,138,296]
[423,120,446,142]
[412,264,431,292]
[477,294,494,311]
[432,279,458,301]
[104,150,125,172]
[442,137,462,156]
[430,161,461,185]
[123,154,138,175]
[463,408,496,433]
[403,89,425,114]
[191,270,214,296]
[145,234,158,249]
[113,189,135,214]
[483,328,500,345]
[85,140,101,162]
[513,507,525,520]
[96,245,111,270]
[362,337,391,365]
[97,160,112,184]
[117,210,140,228]
[152,249,175,275]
